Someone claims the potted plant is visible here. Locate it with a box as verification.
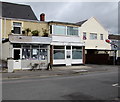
[11,30,14,33]
[22,30,25,35]
[31,30,39,36]
[25,28,31,36]
[42,28,49,37]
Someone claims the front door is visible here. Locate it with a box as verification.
[66,50,72,66]
[13,48,22,69]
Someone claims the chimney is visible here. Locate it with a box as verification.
[40,13,45,21]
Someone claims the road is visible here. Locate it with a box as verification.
[2,70,118,100]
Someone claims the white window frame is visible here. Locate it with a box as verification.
[12,22,22,35]
[90,33,97,40]
[53,25,66,35]
[52,25,79,36]
[83,32,87,40]
[100,34,104,40]
[67,26,79,36]
[72,46,82,59]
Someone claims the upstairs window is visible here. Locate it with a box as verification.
[100,34,104,40]
[83,32,87,40]
[13,22,22,34]
[52,25,79,36]
[90,33,97,40]
[53,25,66,35]
[67,26,78,36]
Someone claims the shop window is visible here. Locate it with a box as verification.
[39,45,48,60]
[54,46,65,59]
[22,49,31,59]
[54,50,65,59]
[31,49,39,59]
[22,45,31,59]
[39,49,47,60]
[22,44,48,60]
[72,46,82,59]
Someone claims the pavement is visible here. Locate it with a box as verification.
[1,64,119,80]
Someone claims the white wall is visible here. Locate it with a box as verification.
[51,35,84,46]
[52,35,81,43]
[80,17,111,50]
[2,42,12,60]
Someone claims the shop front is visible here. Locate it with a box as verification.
[12,43,49,70]
[6,35,51,71]
[51,41,85,66]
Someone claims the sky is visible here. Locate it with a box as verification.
[1,0,119,34]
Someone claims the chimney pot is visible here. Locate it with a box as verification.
[40,13,45,21]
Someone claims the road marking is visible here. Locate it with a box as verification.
[112,83,120,87]
[112,83,118,86]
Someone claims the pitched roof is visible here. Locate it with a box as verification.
[76,20,88,26]
[1,2,38,21]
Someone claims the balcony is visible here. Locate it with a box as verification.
[9,35,52,44]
